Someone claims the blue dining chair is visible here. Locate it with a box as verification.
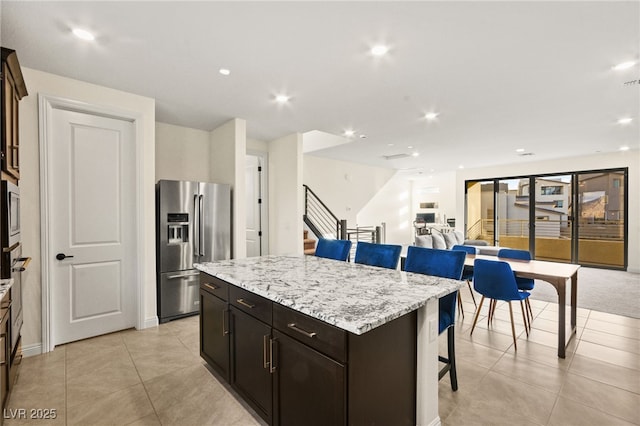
[498,248,534,329]
[404,246,465,391]
[451,245,478,317]
[354,241,402,270]
[470,259,531,350]
[314,238,352,261]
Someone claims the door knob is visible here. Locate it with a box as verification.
[56,253,74,261]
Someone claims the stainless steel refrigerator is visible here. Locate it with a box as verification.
[156,180,231,322]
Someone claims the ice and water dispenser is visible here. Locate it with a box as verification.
[167,213,189,244]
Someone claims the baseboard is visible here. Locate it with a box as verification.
[424,415,442,426]
[141,316,159,329]
[22,343,43,358]
[627,266,640,273]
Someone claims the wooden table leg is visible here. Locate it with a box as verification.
[555,278,567,358]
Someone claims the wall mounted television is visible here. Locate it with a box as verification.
[416,213,436,223]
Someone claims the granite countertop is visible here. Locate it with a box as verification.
[0,278,13,299]
[195,255,463,335]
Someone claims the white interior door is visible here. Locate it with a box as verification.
[50,108,136,346]
[246,155,262,257]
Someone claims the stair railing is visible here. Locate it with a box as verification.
[303,185,346,239]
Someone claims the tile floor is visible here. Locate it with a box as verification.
[4,289,640,425]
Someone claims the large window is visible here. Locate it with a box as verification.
[464,168,628,269]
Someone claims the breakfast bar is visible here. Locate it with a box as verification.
[195,255,463,426]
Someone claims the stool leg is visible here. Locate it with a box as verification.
[448,326,458,391]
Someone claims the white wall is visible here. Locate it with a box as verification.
[155,122,210,182]
[303,155,396,225]
[456,150,640,272]
[209,119,247,259]
[269,134,303,254]
[19,68,156,353]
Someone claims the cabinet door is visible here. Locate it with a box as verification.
[199,289,229,380]
[273,330,346,426]
[1,62,19,180]
[230,307,272,423]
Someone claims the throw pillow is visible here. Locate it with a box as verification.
[443,232,457,249]
[431,231,447,250]
[415,235,433,248]
[453,230,465,245]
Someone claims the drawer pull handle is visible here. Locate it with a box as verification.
[269,338,277,373]
[204,283,220,292]
[263,334,270,369]
[287,323,317,338]
[222,309,229,336]
[236,298,255,309]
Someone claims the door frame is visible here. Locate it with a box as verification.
[38,94,145,352]
[247,150,269,256]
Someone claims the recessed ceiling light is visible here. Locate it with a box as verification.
[359,134,367,139]
[407,145,413,149]
[612,61,637,71]
[411,152,420,157]
[387,143,394,147]
[458,165,464,169]
[424,112,439,120]
[617,117,633,124]
[72,28,95,41]
[219,68,230,76]
[371,45,389,56]
[275,94,289,103]
[344,130,355,137]
[516,148,525,153]
[620,146,630,151]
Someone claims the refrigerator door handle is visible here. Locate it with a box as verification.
[193,194,199,260]
[199,194,204,256]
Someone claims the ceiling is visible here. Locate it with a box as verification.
[2,1,638,173]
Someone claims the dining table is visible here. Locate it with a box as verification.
[464,254,580,358]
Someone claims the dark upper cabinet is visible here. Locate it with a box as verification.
[1,48,28,182]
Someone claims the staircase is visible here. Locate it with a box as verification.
[303,230,316,255]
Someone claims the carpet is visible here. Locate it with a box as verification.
[529,266,640,319]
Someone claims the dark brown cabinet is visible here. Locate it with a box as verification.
[200,283,230,380]
[0,291,10,410]
[1,48,28,182]
[230,307,273,423]
[200,272,417,426]
[272,330,345,426]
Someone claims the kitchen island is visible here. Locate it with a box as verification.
[195,255,462,426]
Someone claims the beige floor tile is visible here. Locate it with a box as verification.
[129,341,202,382]
[3,408,65,426]
[576,340,640,371]
[509,339,574,370]
[66,383,154,426]
[581,328,640,355]
[541,303,590,319]
[66,343,132,379]
[536,307,589,327]
[155,393,257,426]
[492,352,567,393]
[472,316,529,338]
[66,354,142,408]
[560,373,640,424]
[64,331,126,358]
[448,337,505,369]
[589,311,640,329]
[463,324,519,352]
[143,363,226,410]
[5,387,65,425]
[584,318,640,340]
[177,329,200,355]
[125,413,162,426]
[442,371,554,426]
[569,354,640,394]
[523,326,581,355]
[160,315,200,336]
[549,396,637,426]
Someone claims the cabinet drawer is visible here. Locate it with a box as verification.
[273,304,346,363]
[230,286,272,324]
[200,273,229,301]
